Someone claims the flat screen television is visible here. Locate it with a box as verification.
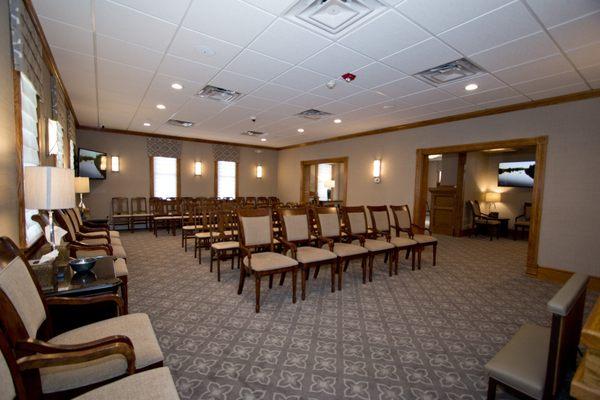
[77,148,107,180]
[498,161,535,188]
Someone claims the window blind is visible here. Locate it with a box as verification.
[69,139,75,169]
[48,119,64,167]
[153,156,177,199]
[217,160,236,199]
[317,163,333,201]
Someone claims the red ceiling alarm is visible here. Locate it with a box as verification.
[342,73,356,82]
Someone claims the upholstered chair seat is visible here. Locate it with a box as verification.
[243,252,298,272]
[294,246,336,264]
[325,242,368,257]
[359,238,395,252]
[211,241,239,250]
[83,230,120,239]
[182,224,202,230]
[398,232,438,245]
[194,231,211,239]
[66,208,120,238]
[514,220,530,226]
[42,314,164,394]
[389,236,417,247]
[474,217,501,225]
[111,244,127,259]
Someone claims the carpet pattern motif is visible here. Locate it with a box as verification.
[121,232,597,400]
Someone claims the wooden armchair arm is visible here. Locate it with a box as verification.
[317,236,334,252]
[17,335,133,355]
[239,245,252,268]
[76,233,110,244]
[79,225,109,234]
[279,238,297,258]
[68,243,113,258]
[345,233,365,246]
[83,221,110,230]
[17,341,135,375]
[411,223,431,235]
[515,213,528,221]
[46,294,125,315]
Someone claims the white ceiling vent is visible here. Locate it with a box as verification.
[168,119,194,128]
[285,0,387,39]
[414,58,485,86]
[196,85,242,103]
[296,109,332,120]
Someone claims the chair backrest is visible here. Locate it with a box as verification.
[368,205,391,234]
[111,197,129,215]
[390,205,413,235]
[65,209,81,231]
[0,237,49,347]
[131,197,148,214]
[237,208,273,250]
[543,273,589,397]
[467,200,482,217]
[342,206,368,235]
[279,208,311,243]
[53,210,78,242]
[0,328,24,400]
[313,207,341,239]
[523,202,532,219]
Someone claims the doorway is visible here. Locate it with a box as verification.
[300,157,348,205]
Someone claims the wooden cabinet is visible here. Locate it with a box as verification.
[429,186,460,236]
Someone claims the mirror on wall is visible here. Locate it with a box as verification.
[301,158,347,205]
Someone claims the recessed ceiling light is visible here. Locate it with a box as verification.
[156,104,166,110]
[143,122,151,127]
[334,118,342,124]
[171,83,183,90]
[260,138,267,142]
[297,128,304,133]
[465,83,478,91]
[196,45,215,57]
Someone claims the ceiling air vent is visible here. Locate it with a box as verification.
[285,0,387,39]
[414,58,484,86]
[241,130,267,137]
[295,109,332,120]
[196,85,242,102]
[167,119,194,128]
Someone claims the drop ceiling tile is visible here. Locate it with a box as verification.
[210,70,265,94]
[438,1,542,55]
[234,95,279,111]
[373,76,432,98]
[173,98,229,123]
[548,11,600,50]
[258,103,305,119]
[168,28,243,68]
[525,0,600,27]
[493,54,574,85]
[51,46,95,75]
[242,0,297,15]
[286,93,330,108]
[253,111,289,128]
[32,0,92,30]
[566,41,600,69]
[96,34,163,70]
[341,90,390,107]
[310,80,363,100]
[512,70,584,93]
[351,63,406,89]
[39,17,93,55]
[526,82,590,100]
[200,106,257,130]
[438,73,505,96]
[397,88,455,107]
[381,38,461,75]
[339,10,430,60]
[251,83,303,102]
[97,58,154,97]
[469,32,560,72]
[95,0,178,52]
[461,86,522,104]
[249,20,332,64]
[589,79,600,89]
[420,97,471,113]
[111,0,191,24]
[137,82,193,112]
[74,104,98,126]
[319,101,359,115]
[579,63,600,82]
[158,55,219,84]
[98,89,140,108]
[225,50,292,81]
[272,67,330,91]
[301,44,372,79]
[396,0,513,35]
[183,0,275,47]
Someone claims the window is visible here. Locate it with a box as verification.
[153,157,178,199]
[48,119,64,166]
[317,163,333,201]
[216,160,237,199]
[21,74,42,245]
[69,139,75,170]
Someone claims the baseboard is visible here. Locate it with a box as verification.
[537,266,600,291]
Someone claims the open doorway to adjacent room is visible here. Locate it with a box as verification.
[300,157,348,206]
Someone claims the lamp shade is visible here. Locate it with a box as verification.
[485,192,501,203]
[24,166,75,210]
[324,180,336,189]
[74,177,90,193]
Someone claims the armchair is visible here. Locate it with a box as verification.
[514,202,531,240]
[111,197,132,232]
[390,205,437,269]
[467,200,501,241]
[66,207,120,239]
[209,210,240,281]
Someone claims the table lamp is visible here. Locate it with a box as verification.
[24,166,75,249]
[485,191,501,213]
[74,176,90,213]
[324,180,336,201]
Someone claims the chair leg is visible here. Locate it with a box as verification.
[388,251,393,277]
[210,248,214,272]
[217,253,221,282]
[411,248,416,271]
[361,257,367,284]
[313,265,320,279]
[269,274,274,289]
[301,267,307,300]
[337,258,343,291]
[237,266,246,295]
[344,259,350,272]
[368,255,374,282]
[291,269,297,304]
[120,276,128,315]
[417,247,422,269]
[486,378,497,400]
[279,272,286,286]
[330,262,335,293]
[432,243,437,266]
[255,275,261,313]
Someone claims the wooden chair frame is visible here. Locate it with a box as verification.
[209,210,240,282]
[54,210,112,248]
[131,197,152,232]
[368,205,416,272]
[194,208,217,263]
[111,197,132,231]
[467,200,500,241]
[514,202,532,241]
[390,205,437,268]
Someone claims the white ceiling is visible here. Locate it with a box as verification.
[33,0,600,148]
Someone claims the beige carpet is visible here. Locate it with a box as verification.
[120,231,597,400]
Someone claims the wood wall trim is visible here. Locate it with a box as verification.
[12,71,26,247]
[537,266,600,292]
[148,157,154,198]
[279,89,600,150]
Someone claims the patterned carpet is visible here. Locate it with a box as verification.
[120,231,597,400]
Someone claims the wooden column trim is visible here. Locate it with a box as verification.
[526,136,548,276]
[148,156,154,198]
[412,149,428,231]
[176,158,181,197]
[454,152,467,236]
[13,71,26,247]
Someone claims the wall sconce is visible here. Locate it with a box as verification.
[111,156,120,172]
[194,161,203,176]
[256,164,263,179]
[372,159,381,183]
[100,155,107,171]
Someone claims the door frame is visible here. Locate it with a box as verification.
[413,136,547,276]
[300,157,349,204]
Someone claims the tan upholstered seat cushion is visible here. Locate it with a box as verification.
[111,245,127,259]
[515,220,530,227]
[211,241,239,250]
[0,349,16,400]
[294,247,336,264]
[42,314,163,394]
[84,231,120,239]
[182,225,201,230]
[412,234,437,245]
[243,252,298,271]
[360,239,394,252]
[81,238,110,246]
[74,367,179,400]
[114,258,128,278]
[389,236,417,247]
[475,217,501,225]
[324,243,368,257]
[485,323,550,400]
[195,232,211,239]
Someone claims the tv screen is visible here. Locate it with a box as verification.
[498,161,535,188]
[77,148,107,180]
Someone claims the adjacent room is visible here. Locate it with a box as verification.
[0,1,599,399]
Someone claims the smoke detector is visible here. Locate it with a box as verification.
[414,58,484,86]
[167,119,194,128]
[342,73,356,82]
[196,85,242,102]
[295,109,333,120]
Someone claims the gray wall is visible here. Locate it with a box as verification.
[277,98,600,277]
[76,129,278,219]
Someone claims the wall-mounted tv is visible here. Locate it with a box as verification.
[77,148,107,180]
[498,161,535,188]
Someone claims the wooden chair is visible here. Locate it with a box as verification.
[312,207,368,288]
[237,208,299,313]
[0,237,164,399]
[131,197,152,231]
[467,200,501,241]
[368,205,418,272]
[194,208,216,263]
[111,197,131,231]
[486,273,589,400]
[390,205,438,268]
[153,199,181,236]
[342,206,395,281]
[514,202,532,240]
[181,201,200,251]
[279,207,337,299]
[209,210,239,281]
[65,208,121,239]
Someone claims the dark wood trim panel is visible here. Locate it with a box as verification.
[176,158,181,197]
[527,136,547,275]
[148,156,154,198]
[12,71,26,248]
